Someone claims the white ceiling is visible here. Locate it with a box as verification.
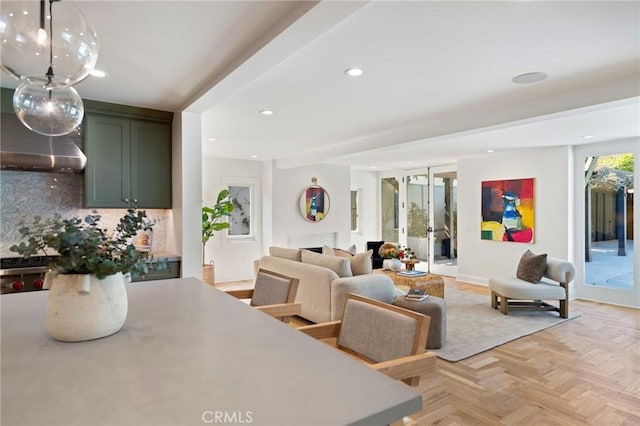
[2,1,639,170]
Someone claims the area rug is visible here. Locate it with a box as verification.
[431,285,581,362]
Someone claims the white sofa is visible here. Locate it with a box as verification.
[256,251,397,323]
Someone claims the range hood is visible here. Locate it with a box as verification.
[0,113,86,173]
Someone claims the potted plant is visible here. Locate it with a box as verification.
[10,209,165,342]
[202,189,234,284]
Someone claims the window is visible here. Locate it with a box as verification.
[381,177,399,242]
[350,190,359,232]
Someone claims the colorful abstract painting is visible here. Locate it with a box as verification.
[481,178,535,243]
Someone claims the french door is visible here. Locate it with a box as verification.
[574,141,638,308]
[382,164,458,277]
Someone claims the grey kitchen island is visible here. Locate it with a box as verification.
[1,277,422,426]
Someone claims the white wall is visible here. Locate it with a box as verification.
[167,111,202,279]
[457,146,573,286]
[272,164,351,249]
[202,157,263,282]
[350,169,380,251]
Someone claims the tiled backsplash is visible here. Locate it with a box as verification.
[0,171,168,257]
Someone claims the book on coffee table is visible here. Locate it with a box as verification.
[396,270,427,277]
[404,288,428,302]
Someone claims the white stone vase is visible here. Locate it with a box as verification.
[43,272,128,342]
[383,258,402,271]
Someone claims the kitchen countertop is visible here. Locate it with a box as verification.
[1,277,421,426]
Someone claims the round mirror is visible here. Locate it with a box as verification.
[299,185,330,222]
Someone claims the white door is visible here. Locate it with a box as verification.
[573,141,639,308]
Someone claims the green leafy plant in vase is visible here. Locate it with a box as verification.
[10,209,166,342]
[202,189,234,284]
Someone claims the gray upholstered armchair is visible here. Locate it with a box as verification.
[225,268,301,322]
[297,293,436,386]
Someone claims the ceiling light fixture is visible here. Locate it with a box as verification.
[260,110,273,116]
[1,0,98,136]
[487,149,495,153]
[511,72,548,85]
[582,135,593,139]
[344,68,363,77]
[207,138,216,142]
[251,155,258,159]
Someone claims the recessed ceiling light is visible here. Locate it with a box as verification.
[487,149,495,153]
[370,166,376,169]
[344,68,363,77]
[582,135,593,139]
[90,69,108,78]
[260,110,273,115]
[251,155,258,159]
[511,72,548,84]
[207,138,216,142]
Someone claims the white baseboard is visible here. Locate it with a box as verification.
[456,274,489,286]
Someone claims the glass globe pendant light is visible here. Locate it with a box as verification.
[0,0,98,87]
[1,0,98,136]
[13,82,83,136]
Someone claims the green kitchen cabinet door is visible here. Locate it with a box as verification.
[85,114,131,208]
[130,120,172,208]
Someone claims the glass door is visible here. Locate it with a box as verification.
[582,152,636,305]
[404,165,457,276]
[574,141,638,308]
[406,173,429,263]
[428,165,458,276]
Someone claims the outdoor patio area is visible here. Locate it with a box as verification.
[585,239,635,289]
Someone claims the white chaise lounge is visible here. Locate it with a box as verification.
[489,257,576,318]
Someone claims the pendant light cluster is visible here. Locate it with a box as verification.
[0,0,98,136]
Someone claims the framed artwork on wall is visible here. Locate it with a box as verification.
[300,178,330,222]
[223,178,258,242]
[481,177,535,243]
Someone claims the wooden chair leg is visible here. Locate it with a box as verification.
[491,291,498,309]
[559,299,568,318]
[499,296,509,315]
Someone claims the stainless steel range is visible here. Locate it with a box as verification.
[0,256,59,294]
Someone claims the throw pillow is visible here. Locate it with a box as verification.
[350,250,373,276]
[322,245,335,256]
[269,246,302,262]
[322,244,357,257]
[516,250,547,283]
[301,250,353,278]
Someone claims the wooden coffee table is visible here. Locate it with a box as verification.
[374,269,445,298]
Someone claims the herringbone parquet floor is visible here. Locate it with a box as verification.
[215,278,640,425]
[409,280,640,426]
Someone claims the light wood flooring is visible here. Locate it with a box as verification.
[215,278,640,425]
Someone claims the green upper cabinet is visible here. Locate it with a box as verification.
[85,111,172,209]
[130,120,172,208]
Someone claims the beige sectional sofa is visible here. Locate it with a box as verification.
[256,247,398,323]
